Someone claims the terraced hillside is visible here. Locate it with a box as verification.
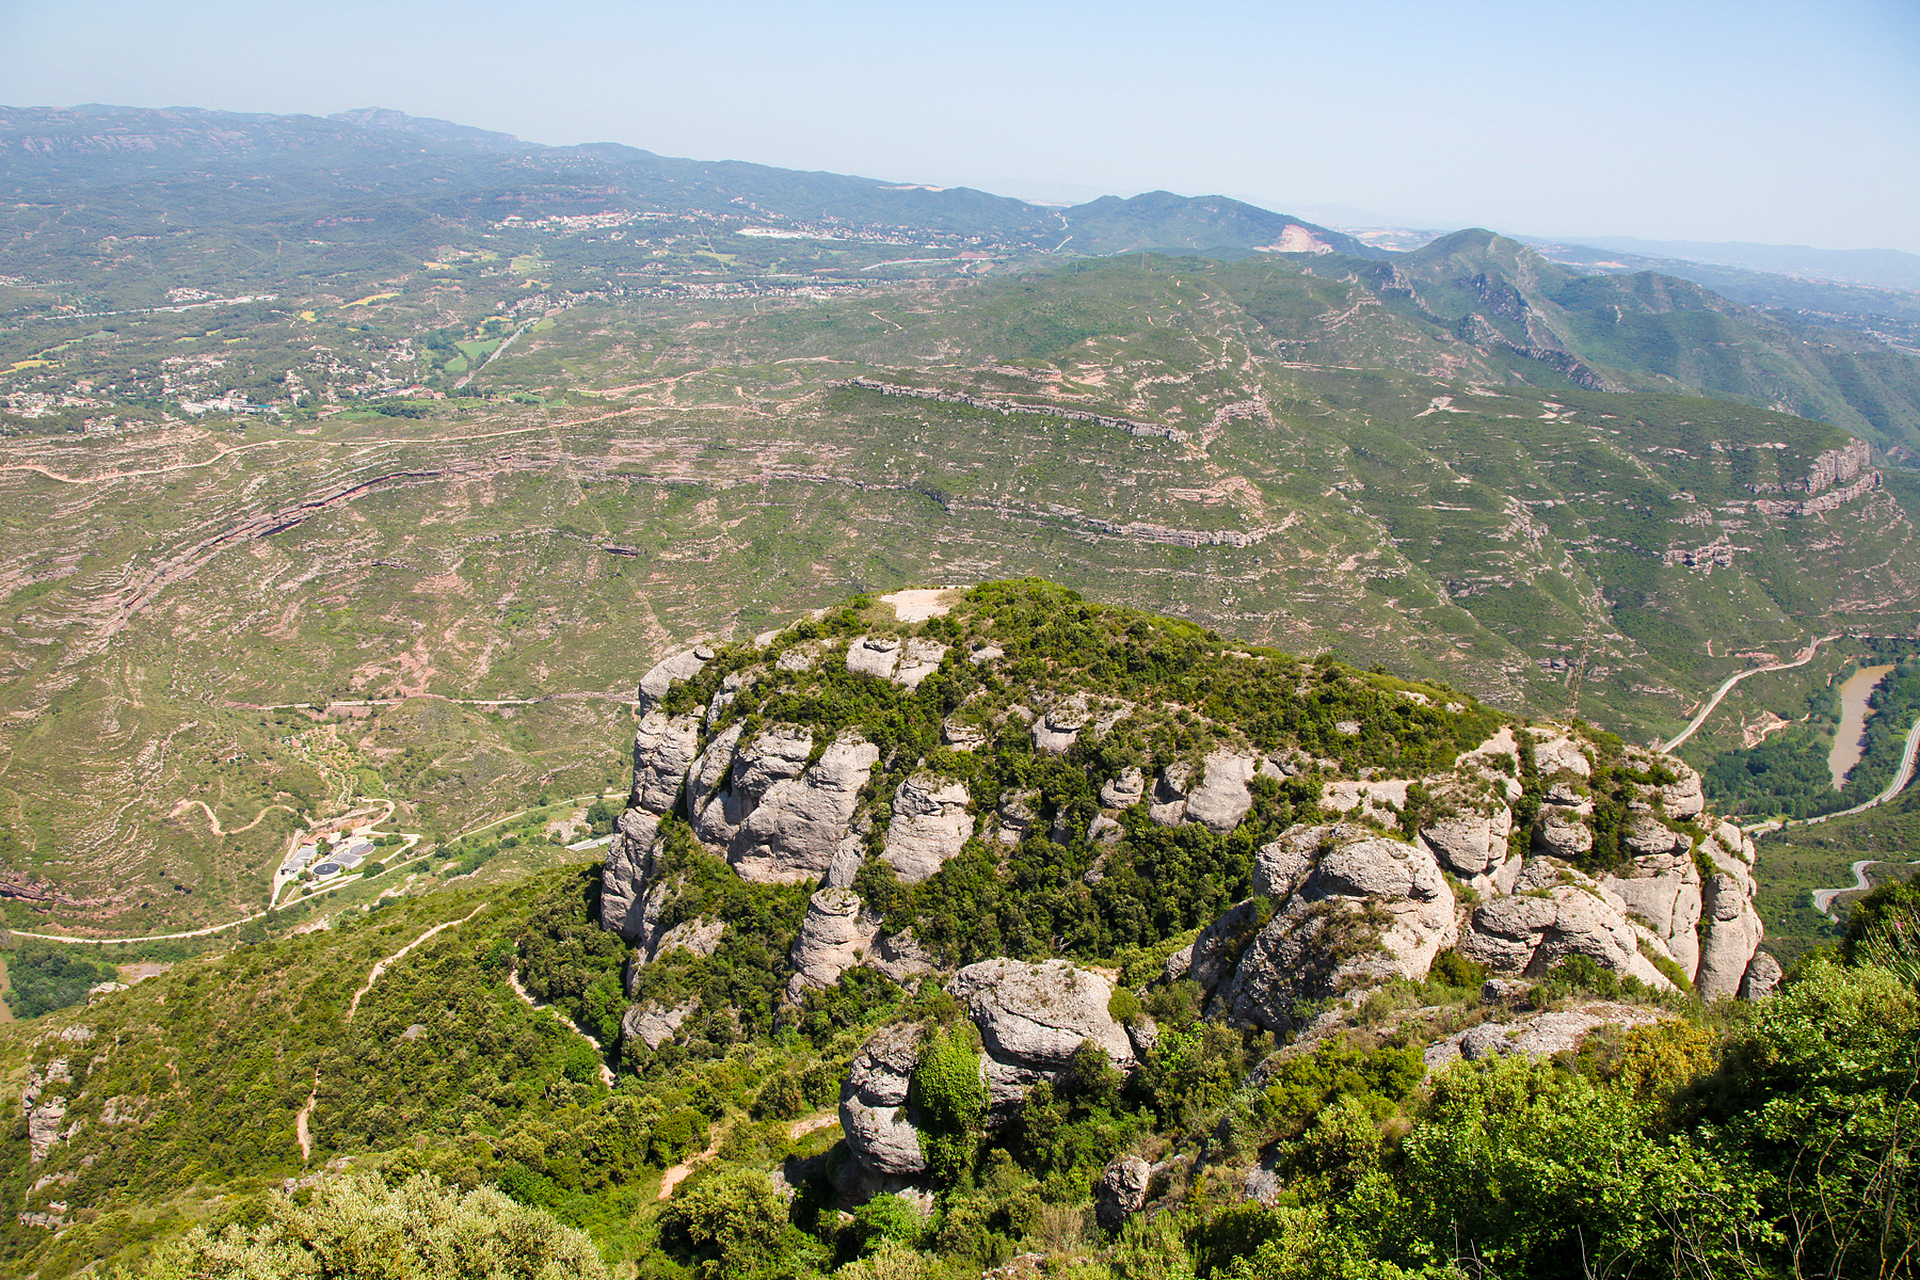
[1,245,1916,934]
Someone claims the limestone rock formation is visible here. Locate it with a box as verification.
[1531,731,1592,779]
[1424,1000,1670,1070]
[1149,767,1190,827]
[839,1024,929,1177]
[637,645,713,711]
[1458,860,1676,990]
[651,918,725,963]
[882,776,974,882]
[789,888,881,993]
[630,712,700,814]
[1031,698,1088,754]
[1417,784,1512,879]
[1206,825,1458,1031]
[23,1058,73,1162]
[693,724,812,850]
[1534,806,1595,859]
[996,789,1040,844]
[947,959,1136,1104]
[1601,842,1703,979]
[730,733,881,883]
[1184,750,1257,834]
[1739,951,1784,1000]
[892,638,950,690]
[1100,768,1146,809]
[1322,778,1411,827]
[621,999,697,1052]
[847,636,903,680]
[942,716,987,751]
[1695,848,1764,1000]
[601,815,663,945]
[868,930,940,984]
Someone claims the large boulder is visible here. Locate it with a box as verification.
[1032,698,1088,755]
[730,732,881,883]
[1739,951,1784,1001]
[1206,825,1457,1032]
[1458,859,1676,990]
[1184,750,1258,834]
[1322,778,1411,827]
[1418,783,1512,879]
[1533,806,1595,859]
[847,636,903,680]
[789,889,881,993]
[839,1024,929,1177]
[637,645,713,712]
[630,712,701,814]
[946,959,1136,1080]
[1531,731,1592,779]
[882,777,973,882]
[1100,768,1146,809]
[1149,767,1190,827]
[1601,844,1703,980]
[1695,847,1763,1000]
[1185,898,1267,992]
[1095,1156,1152,1232]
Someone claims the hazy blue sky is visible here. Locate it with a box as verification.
[3,0,1916,251]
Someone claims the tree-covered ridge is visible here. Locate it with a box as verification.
[0,559,1913,1276]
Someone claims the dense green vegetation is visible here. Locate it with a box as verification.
[1,940,115,1018]
[1707,654,1920,821]
[118,1173,610,1280]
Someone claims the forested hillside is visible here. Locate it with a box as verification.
[2,582,1914,1280]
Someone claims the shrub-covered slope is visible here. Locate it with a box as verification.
[7,583,1916,1280]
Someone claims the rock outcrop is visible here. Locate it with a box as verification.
[839,1024,929,1177]
[1204,825,1457,1031]
[789,888,881,993]
[947,958,1138,1103]
[1184,750,1257,834]
[1739,950,1784,1000]
[630,712,700,814]
[637,645,713,711]
[1095,1155,1152,1232]
[1031,698,1088,754]
[730,733,880,884]
[882,777,974,882]
[621,999,697,1052]
[1695,848,1764,1000]
[23,1058,73,1162]
[1458,860,1677,990]
[1417,783,1511,880]
[1423,1000,1671,1070]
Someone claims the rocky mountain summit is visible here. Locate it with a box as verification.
[595,581,1774,1190]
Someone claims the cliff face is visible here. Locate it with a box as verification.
[599,585,1773,1138]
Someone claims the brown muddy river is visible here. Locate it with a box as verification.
[1830,663,1894,789]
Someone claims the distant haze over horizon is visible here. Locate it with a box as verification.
[3,0,1914,254]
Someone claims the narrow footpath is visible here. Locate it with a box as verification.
[297,904,488,1162]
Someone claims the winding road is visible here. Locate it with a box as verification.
[1661,635,1837,752]
[1788,714,1920,832]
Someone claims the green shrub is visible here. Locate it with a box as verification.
[910,1024,987,1184]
